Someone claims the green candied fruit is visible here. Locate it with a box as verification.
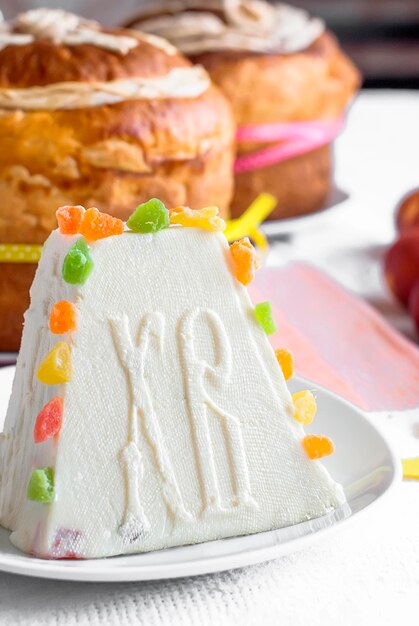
[126,198,169,234]
[254,301,277,336]
[27,467,55,503]
[62,237,94,285]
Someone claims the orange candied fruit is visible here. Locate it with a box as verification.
[49,301,77,335]
[56,205,86,235]
[275,348,294,381]
[229,238,260,286]
[79,207,124,242]
[169,206,226,232]
[302,434,335,460]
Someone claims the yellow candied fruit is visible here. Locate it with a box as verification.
[292,390,317,425]
[229,238,260,286]
[37,342,72,385]
[275,348,294,381]
[302,434,335,460]
[169,206,226,232]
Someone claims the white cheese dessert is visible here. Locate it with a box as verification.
[0,201,345,559]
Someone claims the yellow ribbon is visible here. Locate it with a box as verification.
[225,192,277,251]
[402,458,419,480]
[0,243,42,263]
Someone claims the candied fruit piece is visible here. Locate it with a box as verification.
[49,301,77,335]
[62,237,94,285]
[169,205,225,232]
[302,434,335,460]
[34,397,63,443]
[254,301,277,335]
[79,207,124,242]
[56,205,85,235]
[37,342,72,385]
[275,348,294,381]
[292,390,317,425]
[52,528,83,559]
[27,467,55,503]
[127,198,169,233]
[229,238,260,285]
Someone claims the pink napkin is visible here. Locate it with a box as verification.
[250,263,419,411]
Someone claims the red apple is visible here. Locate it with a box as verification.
[408,281,419,334]
[396,189,419,235]
[384,233,419,306]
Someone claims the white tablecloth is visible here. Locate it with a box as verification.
[1,91,418,625]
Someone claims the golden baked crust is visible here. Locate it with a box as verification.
[0,20,235,238]
[233,145,331,219]
[191,32,360,123]
[0,264,34,352]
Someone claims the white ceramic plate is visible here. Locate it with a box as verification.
[262,187,349,237]
[0,366,400,582]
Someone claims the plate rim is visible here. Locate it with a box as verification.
[0,367,402,582]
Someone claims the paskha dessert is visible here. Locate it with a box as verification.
[0,199,345,559]
[127,0,360,219]
[0,8,235,351]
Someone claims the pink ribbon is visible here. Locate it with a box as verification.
[234,118,344,173]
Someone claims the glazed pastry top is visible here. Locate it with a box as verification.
[0,8,195,88]
[128,0,325,55]
[0,9,211,108]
